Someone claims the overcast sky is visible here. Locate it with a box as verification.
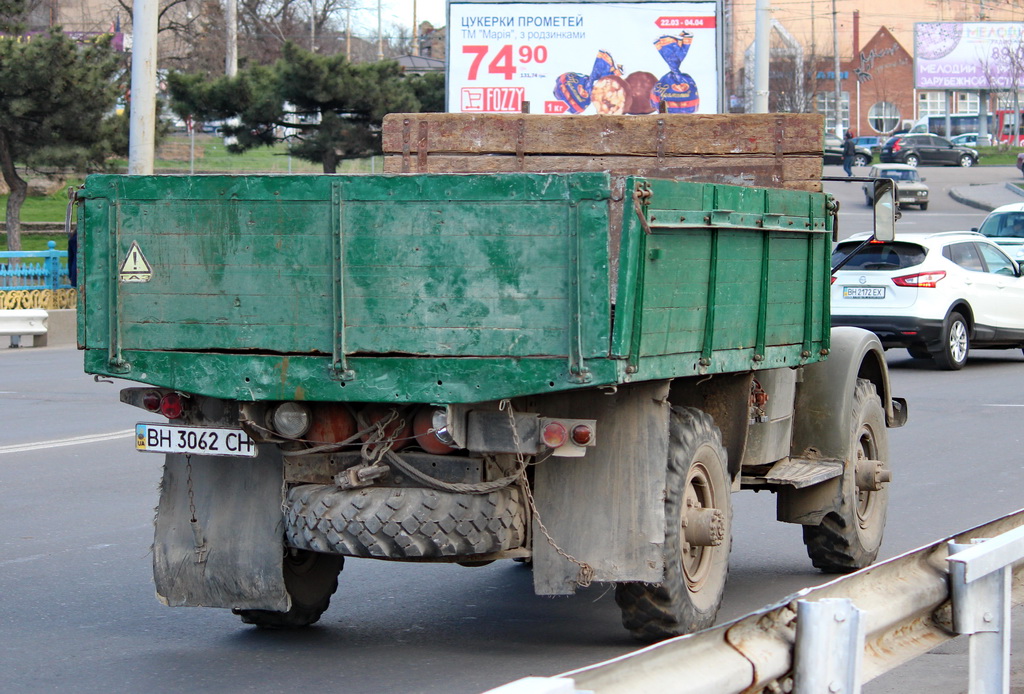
[355,0,447,33]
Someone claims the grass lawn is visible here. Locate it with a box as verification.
[975,147,1024,166]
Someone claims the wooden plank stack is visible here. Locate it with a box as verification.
[382,113,825,193]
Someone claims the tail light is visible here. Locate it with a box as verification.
[142,391,162,412]
[570,424,593,446]
[541,422,568,448]
[893,271,946,288]
[160,393,184,419]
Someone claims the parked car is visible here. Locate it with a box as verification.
[879,134,978,167]
[853,135,884,153]
[1016,151,1024,178]
[823,134,873,166]
[974,202,1024,261]
[862,164,929,210]
[950,132,983,147]
[831,231,1024,369]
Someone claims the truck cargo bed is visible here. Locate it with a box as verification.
[79,172,832,403]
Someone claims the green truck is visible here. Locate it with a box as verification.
[77,114,905,641]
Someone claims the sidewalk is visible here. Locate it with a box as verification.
[949,179,1024,212]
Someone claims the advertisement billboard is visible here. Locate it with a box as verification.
[915,22,1024,90]
[447,0,721,115]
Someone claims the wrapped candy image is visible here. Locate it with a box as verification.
[650,32,700,114]
[551,34,702,115]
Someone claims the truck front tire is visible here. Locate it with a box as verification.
[233,549,344,628]
[615,407,732,642]
[801,379,889,572]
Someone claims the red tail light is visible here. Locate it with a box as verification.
[893,271,946,288]
[570,424,593,446]
[142,391,162,412]
[541,422,568,449]
[160,393,184,419]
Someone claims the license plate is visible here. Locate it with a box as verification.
[135,423,258,457]
[843,286,886,299]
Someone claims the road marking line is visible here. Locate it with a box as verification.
[0,430,134,455]
[983,404,1024,407]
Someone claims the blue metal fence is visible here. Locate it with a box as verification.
[0,241,71,290]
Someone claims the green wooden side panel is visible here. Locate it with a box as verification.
[623,177,831,374]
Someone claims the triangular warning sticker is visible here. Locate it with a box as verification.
[119,241,153,283]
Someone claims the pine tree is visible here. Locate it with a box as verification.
[0,30,124,250]
[167,42,441,174]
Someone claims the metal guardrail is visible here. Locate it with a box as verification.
[0,242,71,290]
[487,509,1024,694]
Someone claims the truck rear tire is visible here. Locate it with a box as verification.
[233,549,343,628]
[802,379,889,572]
[283,484,527,559]
[615,407,732,642]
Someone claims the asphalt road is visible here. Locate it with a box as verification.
[2,168,1022,693]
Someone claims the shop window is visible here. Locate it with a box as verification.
[918,92,945,117]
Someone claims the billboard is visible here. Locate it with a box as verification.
[915,22,1024,90]
[447,0,721,114]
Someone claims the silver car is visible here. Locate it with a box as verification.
[862,164,930,211]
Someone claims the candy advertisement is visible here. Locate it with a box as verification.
[447,1,721,115]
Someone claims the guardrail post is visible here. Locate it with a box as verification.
[45,241,60,290]
[794,598,865,694]
[947,526,1024,694]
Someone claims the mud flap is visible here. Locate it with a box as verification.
[153,451,289,611]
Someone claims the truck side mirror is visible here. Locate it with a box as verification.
[873,179,897,242]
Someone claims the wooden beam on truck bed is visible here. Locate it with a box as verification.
[381,113,825,193]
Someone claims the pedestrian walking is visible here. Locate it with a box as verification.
[842,130,856,177]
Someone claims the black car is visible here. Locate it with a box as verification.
[879,134,978,167]
[823,134,873,166]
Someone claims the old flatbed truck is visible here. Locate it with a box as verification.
[76,113,905,640]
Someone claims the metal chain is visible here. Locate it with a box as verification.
[185,453,197,523]
[499,399,594,588]
[360,409,404,465]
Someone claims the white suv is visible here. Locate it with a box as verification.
[974,201,1024,261]
[831,231,1024,369]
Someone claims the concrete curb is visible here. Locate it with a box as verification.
[948,182,1024,213]
[949,187,990,212]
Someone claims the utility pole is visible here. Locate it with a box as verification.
[753,0,770,113]
[377,0,384,60]
[128,0,158,174]
[832,0,842,137]
[225,0,237,76]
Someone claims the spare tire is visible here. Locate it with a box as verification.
[284,484,527,559]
